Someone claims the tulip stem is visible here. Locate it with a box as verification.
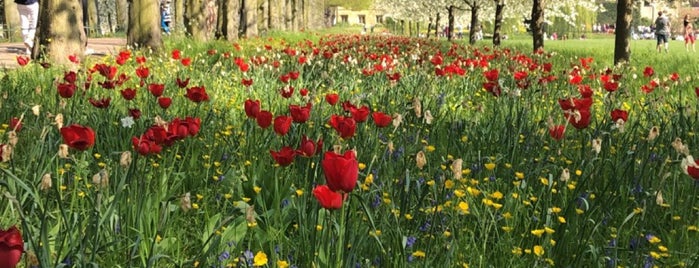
[335,198,347,268]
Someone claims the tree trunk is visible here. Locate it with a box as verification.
[258,0,268,33]
[86,0,98,36]
[427,17,432,38]
[614,0,633,64]
[37,0,86,64]
[492,0,504,46]
[174,0,184,31]
[115,0,128,32]
[127,0,162,50]
[243,0,258,37]
[447,5,454,41]
[185,0,208,40]
[435,12,440,38]
[308,0,323,30]
[219,0,239,40]
[270,0,282,30]
[468,3,479,45]
[4,2,20,41]
[531,0,544,52]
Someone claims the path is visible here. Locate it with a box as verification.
[0,37,126,68]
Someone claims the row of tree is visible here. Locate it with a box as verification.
[377,0,681,64]
[1,0,327,63]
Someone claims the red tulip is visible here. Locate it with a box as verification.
[136,66,149,79]
[280,74,291,84]
[128,108,141,119]
[9,117,22,132]
[558,97,593,111]
[171,49,181,60]
[312,185,344,210]
[610,109,628,123]
[564,108,591,130]
[136,56,146,64]
[372,112,392,128]
[329,115,356,139]
[148,83,165,97]
[158,97,172,109]
[603,81,619,92]
[64,71,77,84]
[181,57,192,66]
[273,115,292,136]
[643,66,654,77]
[120,88,137,100]
[144,126,169,145]
[0,225,23,268]
[289,71,300,80]
[270,146,296,166]
[349,105,370,122]
[322,150,358,193]
[325,93,339,105]
[60,124,96,151]
[185,86,209,103]
[89,97,111,109]
[256,110,273,128]
[176,77,190,88]
[289,103,312,123]
[94,63,118,80]
[299,88,309,96]
[297,135,319,157]
[241,78,254,87]
[132,136,162,155]
[16,55,29,66]
[548,125,565,141]
[57,82,76,98]
[244,99,261,119]
[280,86,294,98]
[484,69,499,82]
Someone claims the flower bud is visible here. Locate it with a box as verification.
[40,173,52,191]
[120,151,132,168]
[451,158,463,180]
[416,151,427,170]
[92,169,109,189]
[560,168,570,182]
[58,144,69,158]
[424,110,433,125]
[647,126,660,141]
[591,138,602,155]
[55,113,64,129]
[413,97,422,118]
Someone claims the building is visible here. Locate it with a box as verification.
[331,5,386,27]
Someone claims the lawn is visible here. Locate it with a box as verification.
[1,29,699,267]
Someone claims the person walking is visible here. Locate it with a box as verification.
[15,0,39,55]
[685,15,695,52]
[655,11,671,53]
[161,0,172,35]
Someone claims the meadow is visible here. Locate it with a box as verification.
[1,29,699,267]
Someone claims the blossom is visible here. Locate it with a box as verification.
[349,105,370,122]
[16,55,29,66]
[297,135,321,157]
[9,117,22,132]
[643,66,654,77]
[289,103,312,123]
[185,86,209,102]
[273,115,292,136]
[0,225,24,268]
[120,88,137,100]
[322,150,359,193]
[132,136,162,155]
[89,97,111,108]
[57,82,77,98]
[329,115,356,139]
[253,251,268,267]
[244,99,261,118]
[610,109,628,123]
[372,112,392,128]
[135,66,149,79]
[549,125,565,141]
[60,124,96,151]
[270,147,296,166]
[148,83,165,97]
[312,185,344,210]
[256,111,273,128]
[681,155,699,180]
[158,97,172,109]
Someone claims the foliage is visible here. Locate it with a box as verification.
[2,32,699,267]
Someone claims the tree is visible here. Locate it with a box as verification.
[115,0,128,32]
[614,0,634,64]
[463,0,482,45]
[185,0,208,40]
[492,0,504,46]
[530,0,544,52]
[127,0,162,50]
[36,0,86,64]
[218,0,240,40]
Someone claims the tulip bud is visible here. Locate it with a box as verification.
[180,192,192,212]
[647,126,660,141]
[32,105,40,116]
[424,110,433,124]
[451,158,463,180]
[58,144,69,158]
[1,144,12,162]
[392,113,403,129]
[7,131,17,147]
[40,173,52,191]
[591,138,602,155]
[655,191,664,206]
[413,97,422,118]
[416,151,427,170]
[55,113,64,129]
[92,169,109,189]
[672,137,690,156]
[560,168,570,182]
[120,151,132,168]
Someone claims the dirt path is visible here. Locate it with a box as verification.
[0,37,126,68]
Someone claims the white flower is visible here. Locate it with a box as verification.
[121,116,135,128]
